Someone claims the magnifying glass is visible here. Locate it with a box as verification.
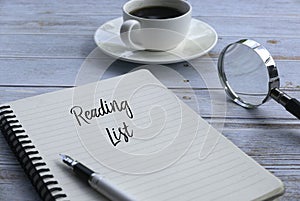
[218,39,300,119]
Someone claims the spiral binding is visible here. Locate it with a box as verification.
[0,105,67,201]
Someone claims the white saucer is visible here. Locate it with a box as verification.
[94,17,218,64]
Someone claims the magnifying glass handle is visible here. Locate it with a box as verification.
[270,88,300,119]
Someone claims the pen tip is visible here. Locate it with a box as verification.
[59,153,65,159]
[59,154,76,167]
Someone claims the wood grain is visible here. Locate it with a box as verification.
[0,35,299,62]
[0,15,299,38]
[0,0,299,200]
[0,58,299,89]
[1,0,299,17]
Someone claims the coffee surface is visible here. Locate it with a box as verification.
[130,6,184,19]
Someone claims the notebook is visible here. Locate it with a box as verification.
[0,69,284,201]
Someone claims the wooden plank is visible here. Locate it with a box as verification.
[1,0,299,17]
[222,128,300,164]
[0,58,84,86]
[0,87,61,104]
[0,0,125,15]
[0,34,96,58]
[176,89,300,120]
[190,0,300,18]
[0,15,299,38]
[0,34,300,60]
[1,86,300,120]
[0,58,299,89]
[0,58,203,87]
[0,14,114,35]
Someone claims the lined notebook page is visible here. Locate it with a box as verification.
[7,70,283,201]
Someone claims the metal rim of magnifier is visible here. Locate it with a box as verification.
[217,39,280,109]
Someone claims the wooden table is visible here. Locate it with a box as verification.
[0,0,299,200]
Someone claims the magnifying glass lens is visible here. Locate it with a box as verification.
[222,43,270,107]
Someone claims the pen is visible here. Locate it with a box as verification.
[59,154,136,201]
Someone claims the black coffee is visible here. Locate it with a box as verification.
[130,6,184,19]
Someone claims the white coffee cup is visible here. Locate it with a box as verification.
[120,0,192,51]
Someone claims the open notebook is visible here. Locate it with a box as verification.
[0,69,284,201]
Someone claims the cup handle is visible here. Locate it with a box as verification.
[120,19,144,50]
